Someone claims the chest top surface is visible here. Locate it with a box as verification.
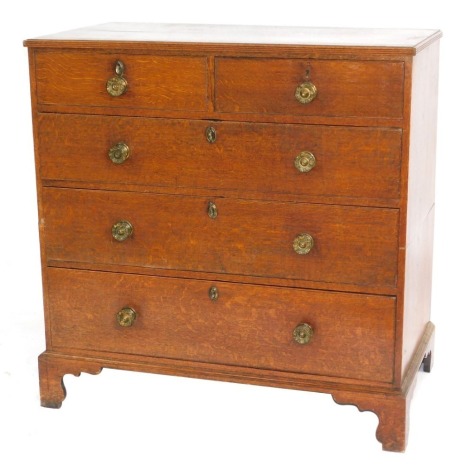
[24,22,441,55]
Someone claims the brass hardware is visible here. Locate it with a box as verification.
[205,126,216,143]
[107,60,128,97]
[112,220,133,242]
[116,307,137,327]
[295,81,317,104]
[293,233,314,255]
[208,201,218,219]
[209,286,219,301]
[293,323,314,345]
[294,151,316,173]
[108,142,130,164]
[107,76,128,97]
[115,60,125,76]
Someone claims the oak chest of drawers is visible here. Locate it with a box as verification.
[25,23,441,452]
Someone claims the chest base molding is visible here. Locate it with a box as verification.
[38,321,434,452]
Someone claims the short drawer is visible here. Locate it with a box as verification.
[42,188,399,288]
[47,268,395,383]
[34,51,208,111]
[39,113,402,201]
[215,58,404,118]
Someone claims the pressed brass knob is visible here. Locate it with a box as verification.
[107,76,128,96]
[205,126,216,143]
[107,60,128,97]
[117,307,137,327]
[109,142,130,164]
[294,151,316,173]
[209,286,219,301]
[295,81,317,104]
[112,220,133,242]
[293,323,314,345]
[208,201,218,219]
[293,233,314,255]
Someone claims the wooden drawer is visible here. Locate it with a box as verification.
[39,113,402,202]
[215,58,404,118]
[43,188,399,288]
[34,51,208,111]
[47,268,395,382]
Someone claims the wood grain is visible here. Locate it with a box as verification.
[333,388,410,452]
[46,267,395,382]
[24,23,442,57]
[216,58,404,118]
[36,102,405,128]
[333,322,435,451]
[25,23,440,49]
[38,352,102,408]
[400,41,439,377]
[38,320,434,425]
[42,187,399,289]
[38,113,402,202]
[35,51,208,111]
[25,24,440,451]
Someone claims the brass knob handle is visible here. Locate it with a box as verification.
[293,323,314,345]
[117,307,137,327]
[112,220,133,242]
[208,201,218,219]
[205,126,217,143]
[107,76,128,97]
[294,151,316,173]
[209,286,219,301]
[107,60,128,97]
[295,81,317,104]
[293,233,314,255]
[109,142,130,164]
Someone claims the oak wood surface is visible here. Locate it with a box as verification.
[38,113,402,202]
[215,58,404,118]
[333,321,434,451]
[37,320,434,448]
[46,267,395,382]
[42,187,399,289]
[45,260,398,296]
[35,51,208,111]
[36,102,406,128]
[27,49,56,351]
[24,23,441,56]
[333,387,410,452]
[38,351,102,408]
[42,181,402,212]
[400,41,439,377]
[26,24,440,452]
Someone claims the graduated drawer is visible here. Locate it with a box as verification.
[39,114,402,202]
[34,51,208,111]
[47,268,395,383]
[43,188,399,289]
[215,58,404,119]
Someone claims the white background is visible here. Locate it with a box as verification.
[1,1,460,468]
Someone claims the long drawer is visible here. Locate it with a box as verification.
[47,268,396,383]
[42,188,399,288]
[38,113,402,202]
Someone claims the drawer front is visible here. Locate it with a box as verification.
[47,268,395,382]
[35,51,208,111]
[43,188,399,288]
[216,58,404,118]
[39,114,402,201]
